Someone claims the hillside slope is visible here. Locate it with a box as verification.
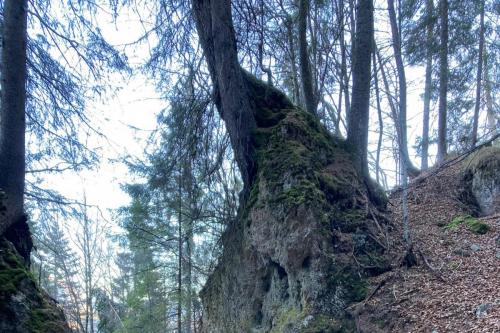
[358,147,500,332]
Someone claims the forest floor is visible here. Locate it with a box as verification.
[358,159,500,333]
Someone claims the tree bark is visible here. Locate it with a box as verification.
[298,0,317,115]
[177,171,183,333]
[184,160,194,333]
[437,0,448,163]
[421,0,434,170]
[285,18,301,105]
[0,0,28,236]
[191,0,257,191]
[347,0,373,178]
[471,0,485,147]
[338,0,351,126]
[387,0,420,177]
[483,51,498,140]
[372,50,383,185]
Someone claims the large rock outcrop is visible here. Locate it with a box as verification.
[463,146,500,216]
[200,83,388,332]
[0,192,70,333]
[0,238,70,333]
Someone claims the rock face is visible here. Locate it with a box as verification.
[463,147,500,216]
[0,236,69,332]
[200,86,388,332]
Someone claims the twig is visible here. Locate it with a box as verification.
[416,248,446,283]
[347,277,389,332]
[479,213,500,221]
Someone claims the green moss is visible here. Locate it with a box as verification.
[341,273,367,302]
[270,307,304,333]
[468,220,490,234]
[445,215,490,234]
[0,239,68,332]
[251,108,357,214]
[0,240,31,294]
[28,309,67,333]
[318,172,352,202]
[325,267,368,306]
[270,308,355,333]
[242,69,294,113]
[252,127,273,149]
[302,315,356,333]
[238,77,381,332]
[0,267,28,294]
[255,107,287,128]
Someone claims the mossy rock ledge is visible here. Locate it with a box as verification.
[200,78,388,332]
[0,238,70,333]
[462,146,500,216]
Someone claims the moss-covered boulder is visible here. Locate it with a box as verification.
[200,79,388,332]
[445,215,490,235]
[0,238,69,333]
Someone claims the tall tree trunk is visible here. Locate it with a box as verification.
[338,0,351,125]
[421,0,434,170]
[0,0,28,236]
[347,0,373,178]
[82,198,95,333]
[372,50,383,185]
[437,0,448,163]
[191,0,257,191]
[184,161,194,333]
[471,0,485,147]
[483,51,497,140]
[257,0,272,85]
[298,0,317,115]
[177,171,183,333]
[376,48,404,186]
[387,0,420,177]
[285,18,301,105]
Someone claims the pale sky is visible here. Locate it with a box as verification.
[26,2,492,296]
[36,2,483,238]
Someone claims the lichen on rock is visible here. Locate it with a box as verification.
[200,76,389,332]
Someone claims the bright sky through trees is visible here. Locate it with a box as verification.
[45,4,441,217]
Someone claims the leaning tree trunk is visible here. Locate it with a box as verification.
[347,0,374,178]
[191,0,257,192]
[437,0,448,163]
[0,0,28,237]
